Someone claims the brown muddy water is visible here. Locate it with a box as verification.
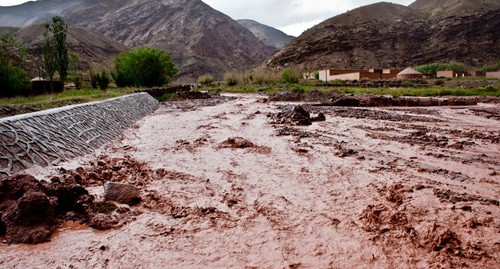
[1,94,499,268]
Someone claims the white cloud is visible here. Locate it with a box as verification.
[0,0,31,7]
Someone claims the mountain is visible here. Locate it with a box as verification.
[238,19,294,49]
[267,1,500,70]
[1,25,127,76]
[0,0,86,27]
[409,0,500,19]
[0,0,276,82]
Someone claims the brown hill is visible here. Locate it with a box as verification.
[3,24,127,77]
[410,0,500,18]
[63,0,275,82]
[267,1,500,70]
[0,0,276,83]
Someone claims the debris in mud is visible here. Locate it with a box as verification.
[0,174,91,244]
[326,94,490,107]
[219,137,255,148]
[267,90,334,102]
[334,143,358,158]
[332,107,442,122]
[218,137,271,154]
[0,155,163,244]
[433,189,499,206]
[104,182,141,206]
[272,105,326,126]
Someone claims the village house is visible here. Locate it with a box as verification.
[396,67,423,80]
[318,67,415,82]
[486,71,500,79]
[437,70,469,78]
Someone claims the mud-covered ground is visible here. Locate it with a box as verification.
[1,94,499,268]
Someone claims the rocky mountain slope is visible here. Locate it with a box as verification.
[267,0,500,70]
[238,19,294,49]
[0,0,276,82]
[1,25,127,76]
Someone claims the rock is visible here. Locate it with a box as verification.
[104,182,141,206]
[89,213,119,230]
[3,191,56,244]
[311,113,326,122]
[46,184,89,214]
[219,137,255,149]
[0,174,46,201]
[277,105,312,126]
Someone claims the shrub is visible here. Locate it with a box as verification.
[281,68,300,84]
[223,72,238,86]
[90,70,110,90]
[291,86,305,93]
[0,33,30,97]
[434,80,444,86]
[0,63,30,97]
[416,62,466,75]
[197,74,213,86]
[114,47,178,87]
[480,60,500,72]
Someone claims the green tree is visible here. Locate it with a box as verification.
[68,52,82,89]
[114,47,178,87]
[0,33,30,97]
[43,16,68,82]
[416,62,466,75]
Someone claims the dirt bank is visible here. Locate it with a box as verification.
[1,94,499,268]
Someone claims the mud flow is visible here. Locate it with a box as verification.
[1,94,499,268]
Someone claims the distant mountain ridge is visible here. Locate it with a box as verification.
[0,0,277,82]
[237,19,294,49]
[267,0,500,70]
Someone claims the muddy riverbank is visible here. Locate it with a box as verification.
[1,94,499,268]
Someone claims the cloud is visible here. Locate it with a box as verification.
[0,0,31,6]
[202,0,415,35]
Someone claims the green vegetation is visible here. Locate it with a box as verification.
[43,16,69,82]
[0,87,136,117]
[281,67,300,84]
[114,47,178,87]
[416,62,466,75]
[0,33,30,97]
[223,72,238,86]
[481,60,500,72]
[90,70,110,90]
[197,74,214,86]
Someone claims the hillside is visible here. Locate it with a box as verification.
[238,19,294,49]
[0,0,276,83]
[410,0,500,18]
[3,25,127,76]
[267,1,500,70]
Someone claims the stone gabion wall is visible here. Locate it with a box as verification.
[0,93,159,176]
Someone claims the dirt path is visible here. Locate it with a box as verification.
[1,94,499,268]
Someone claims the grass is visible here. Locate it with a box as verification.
[0,88,135,106]
[0,87,136,118]
[204,83,500,97]
[337,85,500,97]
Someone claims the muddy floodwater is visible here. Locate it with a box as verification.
[1,94,499,268]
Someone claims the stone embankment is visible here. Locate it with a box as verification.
[0,93,158,176]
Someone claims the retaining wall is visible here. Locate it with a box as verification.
[0,93,159,176]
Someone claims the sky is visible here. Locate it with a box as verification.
[1,0,415,36]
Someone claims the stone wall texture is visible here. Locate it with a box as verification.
[0,93,159,176]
